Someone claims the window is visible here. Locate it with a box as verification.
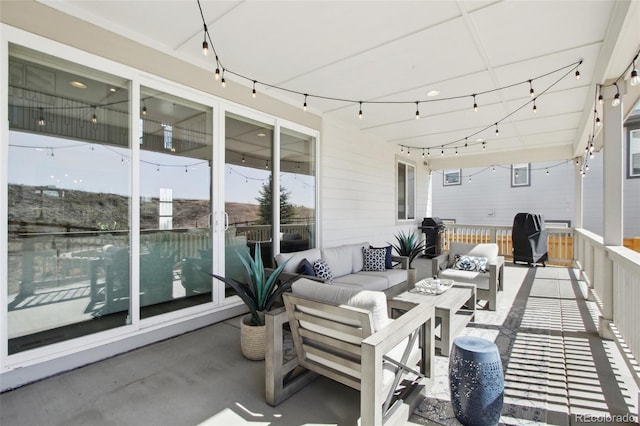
[443,169,461,186]
[511,163,530,187]
[397,161,416,220]
[629,128,640,178]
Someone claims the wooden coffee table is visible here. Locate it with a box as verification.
[391,283,476,356]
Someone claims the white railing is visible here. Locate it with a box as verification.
[442,223,574,266]
[574,228,640,386]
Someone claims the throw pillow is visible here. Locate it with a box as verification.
[370,245,393,269]
[362,247,387,272]
[453,254,488,273]
[313,259,334,282]
[297,258,316,276]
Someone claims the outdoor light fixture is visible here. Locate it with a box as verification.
[611,83,620,107]
[37,108,45,126]
[630,60,639,86]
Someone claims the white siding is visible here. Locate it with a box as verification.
[431,161,575,227]
[320,118,427,247]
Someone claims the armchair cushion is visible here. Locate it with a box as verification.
[453,254,488,272]
[292,278,391,332]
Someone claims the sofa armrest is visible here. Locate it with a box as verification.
[431,252,450,275]
[392,255,409,270]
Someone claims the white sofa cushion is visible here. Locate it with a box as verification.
[275,248,321,274]
[344,242,369,273]
[332,273,390,291]
[358,268,407,288]
[321,245,355,278]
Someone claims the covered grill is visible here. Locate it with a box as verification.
[419,217,446,258]
[512,212,548,267]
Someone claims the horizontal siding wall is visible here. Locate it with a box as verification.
[320,118,427,247]
[431,161,575,226]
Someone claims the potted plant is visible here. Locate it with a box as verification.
[207,243,293,360]
[390,230,425,288]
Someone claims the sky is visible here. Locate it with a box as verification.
[9,131,315,207]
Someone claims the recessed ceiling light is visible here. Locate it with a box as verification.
[257,133,266,137]
[427,90,440,97]
[476,138,484,142]
[70,81,87,89]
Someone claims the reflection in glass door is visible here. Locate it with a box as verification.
[224,114,273,288]
[139,87,213,317]
[6,45,131,353]
[280,128,316,253]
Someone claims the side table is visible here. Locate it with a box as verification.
[449,336,504,426]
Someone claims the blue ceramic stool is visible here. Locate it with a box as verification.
[449,336,504,426]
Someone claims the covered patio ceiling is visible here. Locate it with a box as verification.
[39,0,640,168]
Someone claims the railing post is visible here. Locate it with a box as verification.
[490,227,497,244]
[599,253,614,339]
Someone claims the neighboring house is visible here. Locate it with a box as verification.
[432,104,640,239]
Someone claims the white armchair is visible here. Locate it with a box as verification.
[265,278,434,426]
[432,242,504,311]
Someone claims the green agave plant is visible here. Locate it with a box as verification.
[207,244,293,326]
[390,230,425,268]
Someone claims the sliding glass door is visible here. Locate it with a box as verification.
[138,87,213,317]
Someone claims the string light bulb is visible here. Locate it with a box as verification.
[529,80,535,97]
[37,108,45,126]
[91,108,97,124]
[142,105,147,116]
[303,94,308,111]
[495,123,499,136]
[492,166,496,172]
[221,70,226,88]
[441,146,444,156]
[464,137,468,148]
[422,148,425,159]
[482,141,486,150]
[427,148,430,157]
[407,147,411,156]
[611,83,620,107]
[252,80,256,98]
[630,59,639,86]
[473,94,478,112]
[358,101,363,120]
[214,62,220,80]
[546,168,549,176]
[415,102,420,119]
[595,110,601,126]
[533,99,537,113]
[575,66,580,80]
[202,25,209,56]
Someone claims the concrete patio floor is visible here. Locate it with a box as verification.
[1,258,638,425]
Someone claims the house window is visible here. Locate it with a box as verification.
[629,129,640,178]
[443,169,461,186]
[397,160,416,220]
[511,163,530,187]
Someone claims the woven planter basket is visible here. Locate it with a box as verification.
[240,313,266,360]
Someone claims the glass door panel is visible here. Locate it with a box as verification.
[224,114,273,290]
[139,87,213,318]
[280,128,316,252]
[6,45,130,353]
